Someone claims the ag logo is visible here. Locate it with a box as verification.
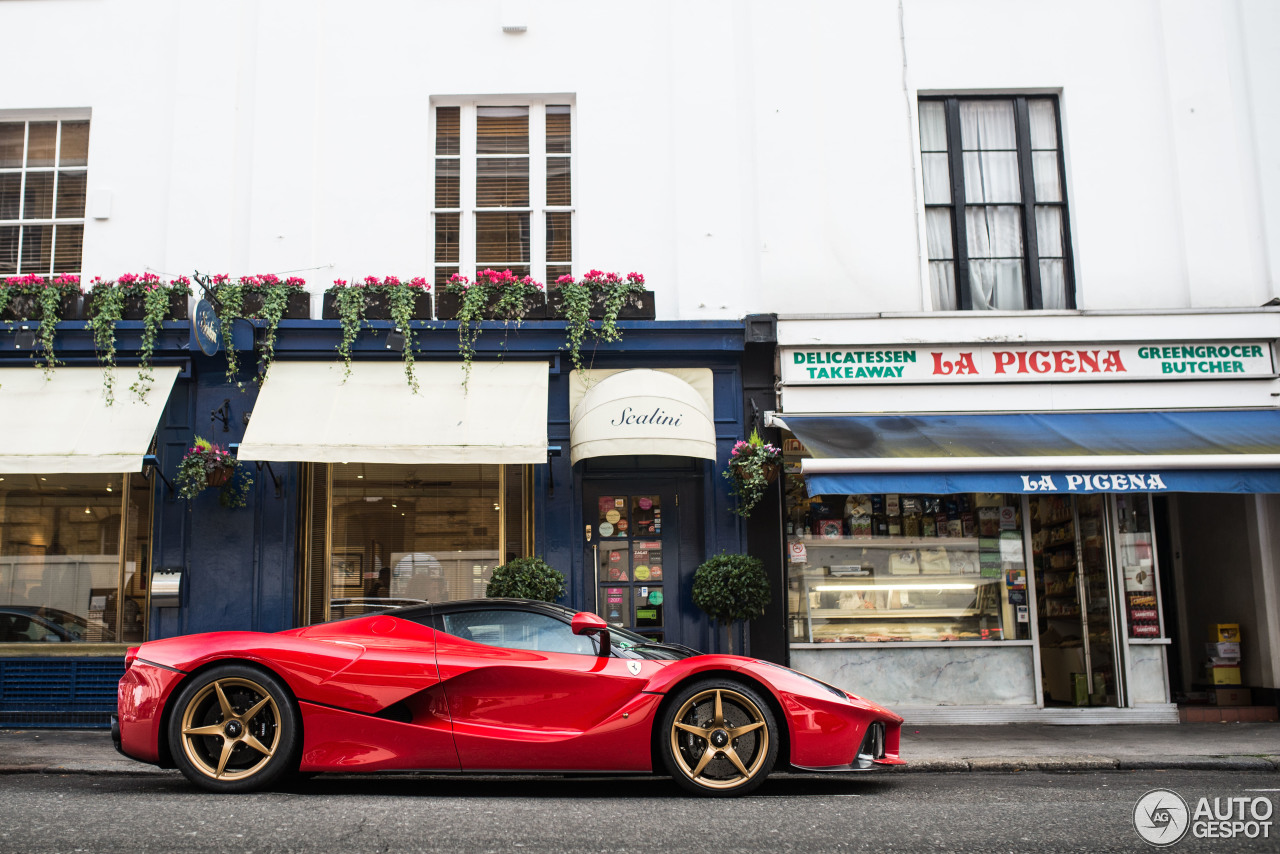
[627,661,642,676]
[1134,788,1190,847]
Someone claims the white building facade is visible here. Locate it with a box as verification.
[1,0,1277,723]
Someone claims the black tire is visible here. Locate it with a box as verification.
[167,663,300,793]
[659,679,779,796]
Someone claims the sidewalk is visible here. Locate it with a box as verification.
[1,722,1277,777]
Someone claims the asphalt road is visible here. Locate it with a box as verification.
[0,770,1276,854]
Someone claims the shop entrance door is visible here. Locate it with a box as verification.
[1031,494,1126,707]
[582,478,699,648]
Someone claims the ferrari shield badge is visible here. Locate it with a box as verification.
[627,661,642,676]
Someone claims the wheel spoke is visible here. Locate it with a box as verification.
[240,732,274,758]
[673,721,710,739]
[721,745,751,778]
[182,723,226,738]
[213,681,235,720]
[727,720,765,738]
[689,745,717,778]
[242,696,272,721]
[214,738,235,778]
[712,690,724,726]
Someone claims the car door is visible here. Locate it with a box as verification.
[434,608,659,772]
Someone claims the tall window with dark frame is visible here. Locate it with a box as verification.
[919,96,1072,311]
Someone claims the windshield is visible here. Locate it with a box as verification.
[610,626,698,660]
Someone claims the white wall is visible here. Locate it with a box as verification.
[1,0,1275,317]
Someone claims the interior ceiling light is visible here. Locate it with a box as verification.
[84,507,92,514]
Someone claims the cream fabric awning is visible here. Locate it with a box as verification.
[237,361,548,464]
[0,366,179,473]
[569,368,716,464]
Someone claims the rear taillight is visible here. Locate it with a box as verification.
[123,646,140,669]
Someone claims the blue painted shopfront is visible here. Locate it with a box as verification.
[0,313,754,725]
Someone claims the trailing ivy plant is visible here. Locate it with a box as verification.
[385,276,428,394]
[330,278,366,380]
[445,269,542,387]
[328,275,430,391]
[553,270,646,371]
[485,556,566,602]
[1,274,82,378]
[209,273,305,387]
[86,274,192,404]
[691,552,771,655]
[86,276,125,404]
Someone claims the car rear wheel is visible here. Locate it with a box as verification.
[660,679,778,796]
[168,663,299,793]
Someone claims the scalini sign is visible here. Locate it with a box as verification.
[781,342,1274,384]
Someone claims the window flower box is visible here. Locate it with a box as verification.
[322,289,432,320]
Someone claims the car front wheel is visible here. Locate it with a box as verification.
[168,663,299,793]
[660,679,778,796]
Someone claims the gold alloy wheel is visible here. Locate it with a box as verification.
[179,676,281,781]
[668,688,770,790]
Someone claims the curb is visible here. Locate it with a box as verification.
[2,757,1276,777]
[891,755,1279,774]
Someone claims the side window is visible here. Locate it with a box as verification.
[442,609,595,656]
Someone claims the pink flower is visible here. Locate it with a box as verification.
[332,278,348,288]
[555,274,575,286]
[382,275,401,287]
[363,276,380,287]
[408,277,430,290]
[626,272,645,286]
[284,277,306,287]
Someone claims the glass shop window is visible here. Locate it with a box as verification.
[0,473,153,644]
[302,463,532,623]
[785,471,1030,644]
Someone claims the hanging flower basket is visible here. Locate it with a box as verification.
[723,430,783,517]
[175,436,252,508]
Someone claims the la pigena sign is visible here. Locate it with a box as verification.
[780,341,1274,384]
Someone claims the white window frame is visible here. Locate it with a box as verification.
[430,96,575,284]
[0,109,92,278]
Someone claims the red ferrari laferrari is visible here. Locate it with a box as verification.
[115,598,903,795]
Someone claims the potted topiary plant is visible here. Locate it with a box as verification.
[723,429,783,517]
[485,556,566,603]
[691,552,771,655]
[0,273,83,377]
[322,275,432,391]
[549,270,650,371]
[441,269,544,386]
[175,436,253,508]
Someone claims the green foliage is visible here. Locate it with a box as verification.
[691,553,771,625]
[175,436,253,509]
[485,556,566,602]
[1,274,82,379]
[207,273,304,388]
[554,270,646,371]
[331,281,366,381]
[87,282,125,404]
[723,429,783,517]
[329,276,428,392]
[86,273,192,404]
[446,270,542,388]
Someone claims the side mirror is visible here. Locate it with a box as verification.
[571,611,611,657]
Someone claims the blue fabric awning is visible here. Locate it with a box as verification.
[782,410,1280,495]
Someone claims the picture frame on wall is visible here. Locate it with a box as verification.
[331,552,363,591]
